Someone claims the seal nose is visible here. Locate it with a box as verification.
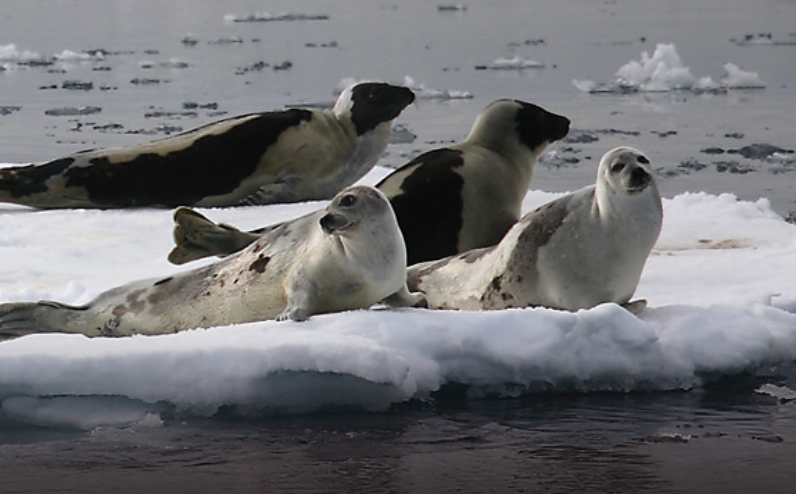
[628,166,651,189]
[320,213,351,234]
[550,114,571,141]
[320,213,336,234]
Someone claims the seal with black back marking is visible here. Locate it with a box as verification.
[0,186,424,338]
[166,99,570,265]
[0,82,415,209]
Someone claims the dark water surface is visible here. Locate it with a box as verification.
[2,387,796,494]
[1,1,796,492]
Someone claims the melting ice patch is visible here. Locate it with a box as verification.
[573,43,765,94]
[0,166,795,427]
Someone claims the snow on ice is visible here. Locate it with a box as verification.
[1,166,795,429]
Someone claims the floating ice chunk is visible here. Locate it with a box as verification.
[721,62,766,89]
[476,56,545,71]
[571,79,637,94]
[615,43,696,91]
[756,383,796,401]
[574,43,765,94]
[224,12,329,22]
[438,4,467,12]
[401,75,473,100]
[767,152,796,164]
[54,49,96,62]
[732,33,796,46]
[0,43,42,63]
[692,76,727,94]
[44,106,102,117]
[572,79,597,93]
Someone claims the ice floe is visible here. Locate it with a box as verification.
[573,43,765,94]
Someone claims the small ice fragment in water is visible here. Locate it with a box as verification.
[389,124,417,144]
[0,43,43,63]
[756,383,796,402]
[721,62,766,89]
[224,12,329,22]
[437,5,467,12]
[401,75,473,100]
[54,49,97,62]
[692,76,727,94]
[45,106,102,116]
[572,79,596,93]
[61,80,93,91]
[476,56,545,70]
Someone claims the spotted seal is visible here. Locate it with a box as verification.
[0,82,415,208]
[406,147,662,313]
[0,186,424,337]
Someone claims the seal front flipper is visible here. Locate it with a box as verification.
[380,286,427,309]
[621,299,648,315]
[277,279,319,322]
[169,207,263,265]
[0,301,91,338]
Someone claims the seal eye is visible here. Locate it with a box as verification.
[339,194,357,207]
[637,155,650,164]
[611,163,626,174]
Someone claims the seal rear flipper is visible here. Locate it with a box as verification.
[0,300,90,338]
[169,207,261,265]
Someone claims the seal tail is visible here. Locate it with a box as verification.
[168,207,262,265]
[0,158,78,209]
[0,300,89,339]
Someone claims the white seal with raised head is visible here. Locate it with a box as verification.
[407,147,662,313]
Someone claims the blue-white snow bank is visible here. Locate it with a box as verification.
[1,166,795,428]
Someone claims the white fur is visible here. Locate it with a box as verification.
[0,186,423,337]
[409,147,662,312]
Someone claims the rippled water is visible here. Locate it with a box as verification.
[2,386,796,493]
[1,0,795,492]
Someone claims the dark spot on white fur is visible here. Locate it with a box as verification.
[249,254,270,273]
[125,289,147,313]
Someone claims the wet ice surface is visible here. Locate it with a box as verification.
[0,0,795,492]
